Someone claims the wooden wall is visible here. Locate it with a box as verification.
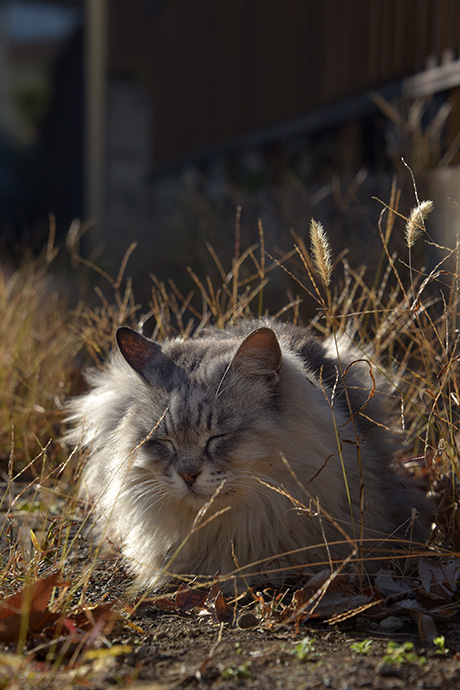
[108,0,460,166]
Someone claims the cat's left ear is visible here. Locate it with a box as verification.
[116,327,162,380]
[232,327,282,377]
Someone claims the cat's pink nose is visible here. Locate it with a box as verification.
[178,470,201,487]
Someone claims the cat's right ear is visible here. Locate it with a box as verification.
[116,327,162,381]
[232,327,282,377]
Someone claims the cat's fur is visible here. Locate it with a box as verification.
[66,320,424,590]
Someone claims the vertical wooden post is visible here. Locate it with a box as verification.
[0,0,8,133]
[84,0,107,240]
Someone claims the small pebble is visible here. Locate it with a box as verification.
[377,662,403,678]
[379,615,410,632]
[237,612,259,629]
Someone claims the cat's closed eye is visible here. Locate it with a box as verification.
[205,434,229,453]
[143,438,176,454]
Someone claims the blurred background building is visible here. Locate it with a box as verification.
[1,0,460,292]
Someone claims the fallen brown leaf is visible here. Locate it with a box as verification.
[402,607,438,644]
[418,556,460,597]
[212,590,234,624]
[0,572,65,643]
[175,585,208,612]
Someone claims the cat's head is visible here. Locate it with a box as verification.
[116,327,285,503]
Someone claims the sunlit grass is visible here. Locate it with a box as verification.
[0,184,458,684]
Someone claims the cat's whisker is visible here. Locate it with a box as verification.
[122,482,165,501]
[214,360,233,400]
[127,490,166,510]
[136,496,170,519]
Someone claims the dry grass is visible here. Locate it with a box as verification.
[0,185,458,683]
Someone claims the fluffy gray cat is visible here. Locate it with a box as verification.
[66,320,424,590]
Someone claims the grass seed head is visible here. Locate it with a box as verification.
[309,218,332,286]
[405,200,434,248]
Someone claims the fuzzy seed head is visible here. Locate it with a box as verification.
[405,200,434,248]
[310,219,332,285]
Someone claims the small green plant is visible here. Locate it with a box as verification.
[382,641,426,666]
[350,639,373,655]
[292,636,322,662]
[433,636,449,654]
[17,501,44,513]
[221,661,252,679]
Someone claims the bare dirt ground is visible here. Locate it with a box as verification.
[2,489,460,690]
[111,607,460,690]
[38,554,460,690]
